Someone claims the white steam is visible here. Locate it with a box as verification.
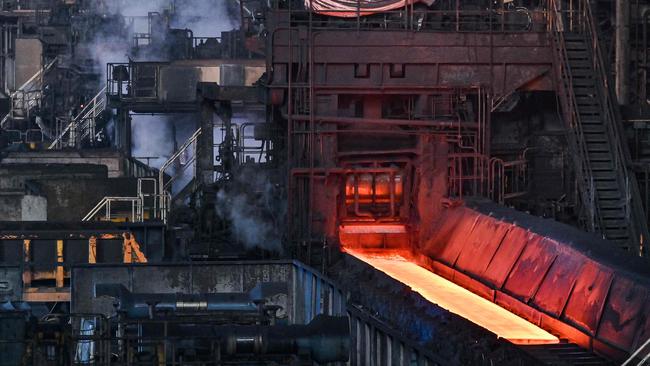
[216,170,285,253]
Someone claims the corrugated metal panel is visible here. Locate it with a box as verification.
[347,306,448,366]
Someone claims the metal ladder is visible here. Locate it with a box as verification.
[0,57,58,128]
[48,86,107,149]
[549,0,649,252]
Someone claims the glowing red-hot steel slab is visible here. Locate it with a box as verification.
[345,249,560,345]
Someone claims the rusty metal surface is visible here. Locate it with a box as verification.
[596,276,648,350]
[454,215,511,278]
[481,226,530,288]
[503,237,558,303]
[530,248,585,317]
[563,261,614,335]
[420,201,650,360]
[271,31,554,97]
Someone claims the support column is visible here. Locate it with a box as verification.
[56,239,64,288]
[615,0,629,105]
[22,239,31,288]
[199,101,215,186]
[115,108,132,156]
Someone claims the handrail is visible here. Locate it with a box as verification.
[83,178,168,222]
[549,0,649,248]
[621,337,650,366]
[548,0,601,232]
[581,0,650,247]
[158,128,202,223]
[82,196,142,222]
[14,57,57,95]
[48,86,107,149]
[0,57,58,128]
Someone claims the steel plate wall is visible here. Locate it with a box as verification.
[421,205,650,360]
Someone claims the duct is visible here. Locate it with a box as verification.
[95,282,287,319]
[615,0,629,104]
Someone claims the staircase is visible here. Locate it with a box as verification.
[550,0,649,251]
[0,58,57,129]
[48,86,107,149]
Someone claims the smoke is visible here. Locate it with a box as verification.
[171,0,239,36]
[216,169,286,253]
[131,114,197,193]
[131,115,173,169]
[82,0,239,174]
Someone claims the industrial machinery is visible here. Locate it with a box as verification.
[1,0,650,365]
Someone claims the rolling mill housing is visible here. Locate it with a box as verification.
[0,0,650,365]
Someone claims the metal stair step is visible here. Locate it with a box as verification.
[594,180,619,190]
[588,152,613,161]
[564,39,586,46]
[572,78,596,87]
[586,142,611,152]
[578,106,602,115]
[598,198,625,209]
[583,133,607,143]
[575,96,598,104]
[580,116,603,124]
[604,229,630,240]
[573,87,597,96]
[567,54,589,61]
[596,190,622,200]
[590,161,614,171]
[599,208,626,219]
[591,170,616,181]
[569,60,593,68]
[580,124,605,133]
[570,69,595,77]
[600,219,629,228]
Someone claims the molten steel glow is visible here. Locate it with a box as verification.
[345,249,560,345]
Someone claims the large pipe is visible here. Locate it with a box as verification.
[95,282,286,319]
[616,0,630,105]
[139,315,350,363]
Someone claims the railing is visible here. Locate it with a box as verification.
[159,128,202,222]
[82,178,168,222]
[48,86,107,149]
[622,337,650,366]
[107,62,162,101]
[548,0,650,248]
[271,2,546,33]
[488,157,528,204]
[0,57,58,128]
[547,0,600,232]
[82,196,143,222]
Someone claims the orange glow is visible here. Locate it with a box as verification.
[345,173,403,204]
[345,249,560,345]
[339,224,407,234]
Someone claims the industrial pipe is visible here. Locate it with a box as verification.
[95,282,286,319]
